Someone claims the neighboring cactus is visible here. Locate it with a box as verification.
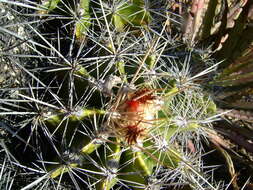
[166,1,253,189]
[177,0,253,120]
[0,0,243,189]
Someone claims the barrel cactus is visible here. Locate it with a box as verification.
[2,0,252,189]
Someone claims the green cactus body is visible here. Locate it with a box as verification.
[50,163,78,179]
[112,0,151,31]
[75,0,91,41]
[39,0,61,14]
[0,0,227,189]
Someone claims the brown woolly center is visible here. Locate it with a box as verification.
[111,88,162,145]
